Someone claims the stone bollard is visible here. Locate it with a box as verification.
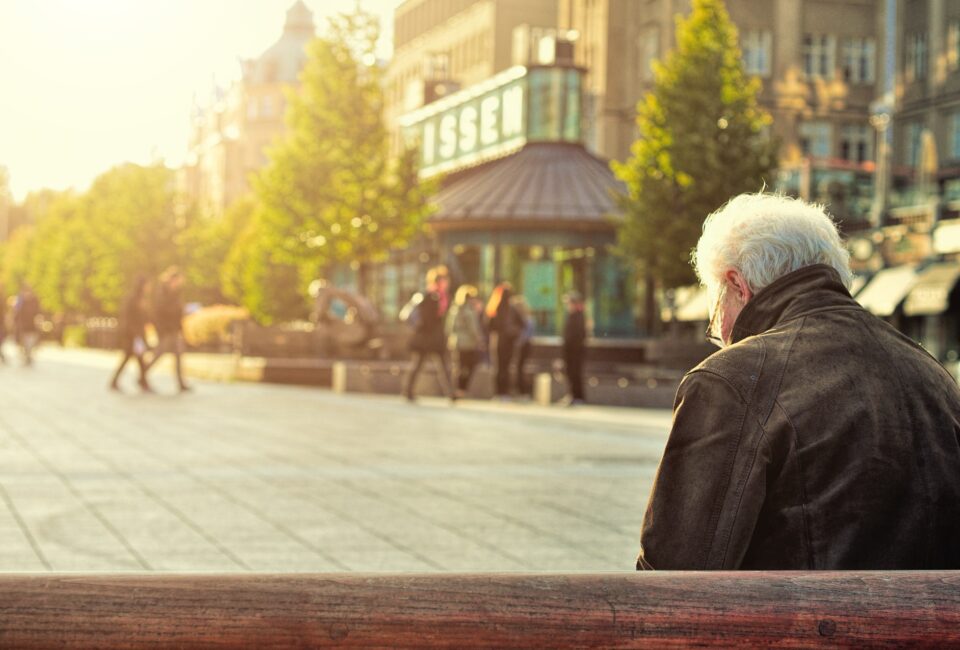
[534,372,553,406]
[332,361,347,394]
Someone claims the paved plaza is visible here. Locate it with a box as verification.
[0,346,672,573]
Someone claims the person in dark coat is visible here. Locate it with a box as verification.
[402,266,455,402]
[561,291,587,405]
[486,282,522,398]
[511,295,535,397]
[109,276,153,392]
[13,284,40,366]
[638,192,960,571]
[144,266,191,392]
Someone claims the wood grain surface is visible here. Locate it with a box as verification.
[0,572,957,648]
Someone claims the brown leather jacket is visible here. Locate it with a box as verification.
[638,264,960,570]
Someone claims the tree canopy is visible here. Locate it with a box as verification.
[250,7,433,295]
[612,0,778,294]
[1,7,433,326]
[0,164,182,316]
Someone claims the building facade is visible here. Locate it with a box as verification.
[384,0,559,153]
[558,0,884,227]
[843,0,960,366]
[179,1,314,217]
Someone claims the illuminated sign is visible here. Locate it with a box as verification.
[400,65,583,178]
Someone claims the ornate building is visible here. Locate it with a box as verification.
[179,1,315,217]
[558,0,884,227]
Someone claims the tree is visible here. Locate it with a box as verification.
[178,195,248,305]
[253,6,433,318]
[221,199,306,324]
[83,163,181,313]
[612,0,778,331]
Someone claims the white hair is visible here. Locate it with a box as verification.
[693,193,853,299]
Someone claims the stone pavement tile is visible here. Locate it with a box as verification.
[1,352,671,572]
[0,519,48,571]
[92,499,244,571]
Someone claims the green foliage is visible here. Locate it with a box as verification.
[1,7,434,327]
[178,195,250,305]
[1,164,182,317]
[253,6,433,289]
[221,203,307,324]
[612,0,779,290]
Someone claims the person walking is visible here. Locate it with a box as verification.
[109,276,153,392]
[511,294,535,397]
[486,282,521,398]
[561,291,587,405]
[145,266,191,392]
[445,284,485,397]
[402,266,455,403]
[13,284,40,366]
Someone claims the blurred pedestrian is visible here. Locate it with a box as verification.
[109,275,153,393]
[402,266,455,403]
[486,282,522,398]
[446,284,485,397]
[561,291,587,405]
[13,284,40,366]
[511,294,535,397]
[145,266,191,392]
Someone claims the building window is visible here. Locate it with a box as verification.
[742,30,772,77]
[246,99,258,120]
[803,34,836,79]
[799,121,833,158]
[638,27,659,82]
[261,95,274,119]
[905,121,924,166]
[841,38,876,84]
[905,32,928,83]
[840,124,872,163]
[949,21,960,72]
[951,112,960,160]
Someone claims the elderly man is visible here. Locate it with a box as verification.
[638,193,960,570]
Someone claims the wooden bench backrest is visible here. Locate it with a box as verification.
[1,572,957,647]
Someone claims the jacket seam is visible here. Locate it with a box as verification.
[718,413,768,568]
[716,336,775,567]
[684,368,748,404]
[774,397,816,570]
[696,344,764,568]
[759,319,802,426]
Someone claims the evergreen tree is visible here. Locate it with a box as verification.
[612,0,778,329]
[253,6,433,311]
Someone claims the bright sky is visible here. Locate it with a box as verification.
[0,0,398,201]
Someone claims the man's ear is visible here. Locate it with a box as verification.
[724,269,753,303]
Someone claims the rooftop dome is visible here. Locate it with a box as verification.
[243,1,315,85]
[284,1,314,37]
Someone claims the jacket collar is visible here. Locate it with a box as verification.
[730,264,858,344]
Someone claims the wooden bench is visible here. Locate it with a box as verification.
[0,572,957,647]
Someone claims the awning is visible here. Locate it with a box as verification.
[855,265,918,317]
[848,275,867,297]
[903,262,960,316]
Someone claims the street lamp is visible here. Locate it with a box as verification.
[869,105,892,228]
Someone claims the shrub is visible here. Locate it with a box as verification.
[182,305,250,349]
